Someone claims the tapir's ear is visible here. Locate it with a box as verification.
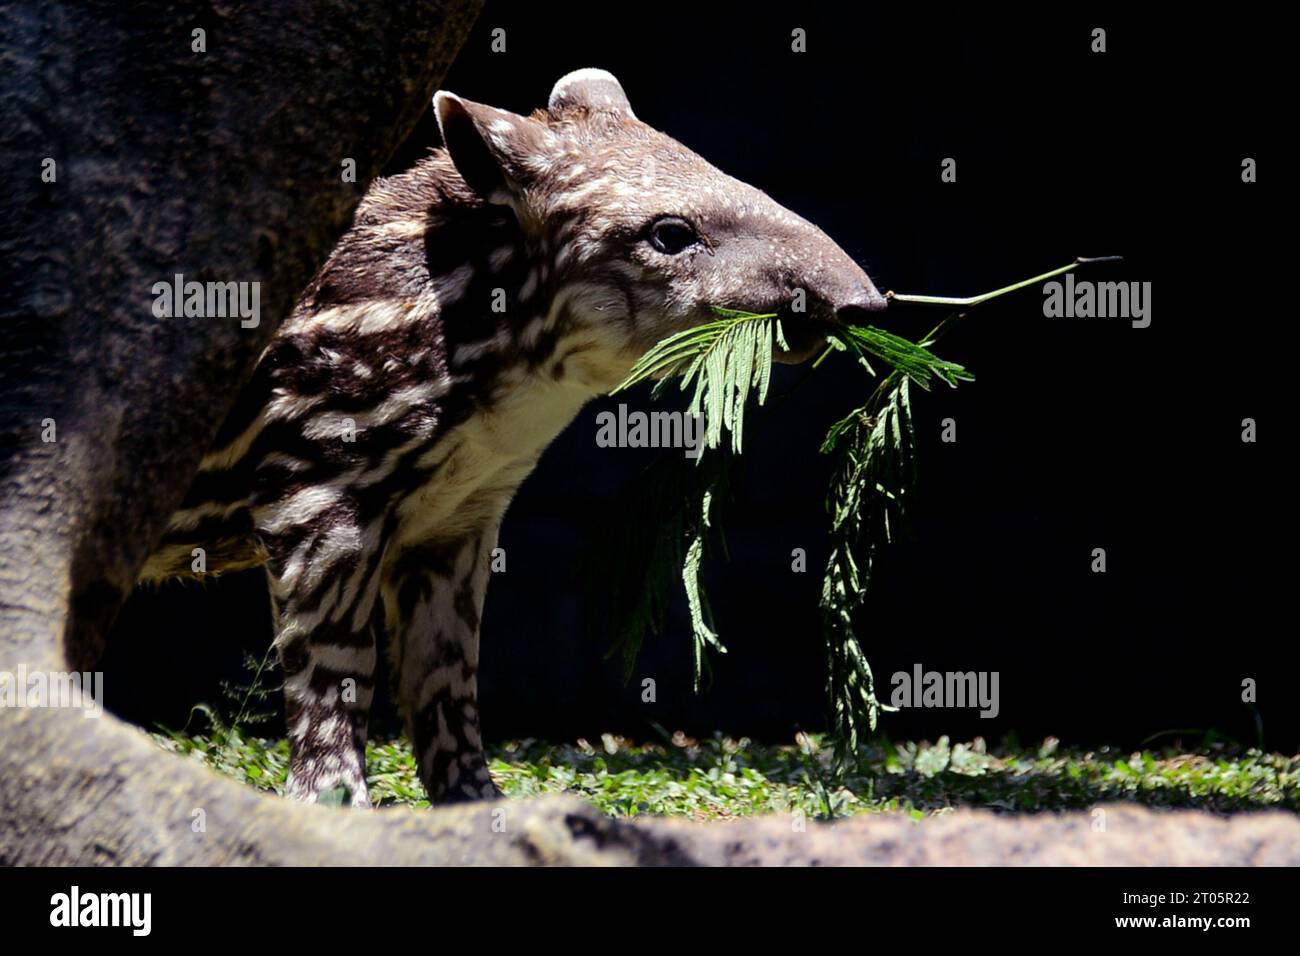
[433,91,547,204]
[547,68,636,120]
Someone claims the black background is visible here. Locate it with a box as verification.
[103,4,1293,751]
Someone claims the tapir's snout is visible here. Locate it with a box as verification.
[715,187,890,364]
[773,249,889,364]
[834,282,889,323]
[817,250,888,323]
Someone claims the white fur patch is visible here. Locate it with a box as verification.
[256,483,344,536]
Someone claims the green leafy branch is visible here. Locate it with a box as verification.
[583,443,735,691]
[610,307,789,683]
[811,257,1121,761]
[820,379,915,761]
[601,256,1120,769]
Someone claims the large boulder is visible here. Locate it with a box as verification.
[0,0,483,866]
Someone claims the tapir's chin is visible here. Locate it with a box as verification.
[774,320,836,365]
[773,343,822,365]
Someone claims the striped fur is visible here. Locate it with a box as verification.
[141,69,886,806]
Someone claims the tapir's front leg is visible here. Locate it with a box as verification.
[385,527,501,803]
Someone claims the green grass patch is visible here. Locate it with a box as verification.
[152,726,1299,820]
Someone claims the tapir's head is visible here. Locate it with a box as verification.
[433,68,886,380]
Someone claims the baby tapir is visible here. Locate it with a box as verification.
[141,68,886,805]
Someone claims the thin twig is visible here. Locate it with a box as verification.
[809,255,1123,370]
[884,255,1123,307]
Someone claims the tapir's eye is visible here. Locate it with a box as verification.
[647,216,699,255]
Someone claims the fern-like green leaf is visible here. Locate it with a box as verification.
[614,307,786,457]
[820,378,915,763]
[828,325,973,391]
[683,489,727,691]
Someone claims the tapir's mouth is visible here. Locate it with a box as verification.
[774,318,838,365]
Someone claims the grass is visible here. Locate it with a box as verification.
[152,725,1299,821]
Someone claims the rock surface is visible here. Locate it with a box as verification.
[0,0,484,867]
[636,804,1300,866]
